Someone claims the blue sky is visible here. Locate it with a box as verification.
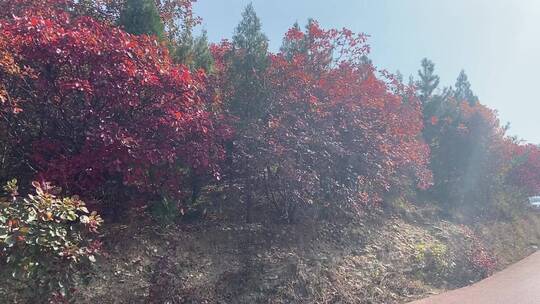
[194,0,540,144]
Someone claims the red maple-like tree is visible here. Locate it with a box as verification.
[0,1,230,205]
[213,22,432,221]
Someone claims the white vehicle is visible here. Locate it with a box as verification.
[528,196,540,209]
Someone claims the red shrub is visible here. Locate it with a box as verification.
[462,226,497,276]
[507,143,540,196]
[0,3,230,201]
[214,22,432,219]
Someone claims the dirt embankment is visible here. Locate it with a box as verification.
[75,203,540,304]
[411,251,540,304]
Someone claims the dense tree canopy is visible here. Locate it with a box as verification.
[212,21,432,221]
[416,58,540,217]
[1,0,539,222]
[0,2,230,204]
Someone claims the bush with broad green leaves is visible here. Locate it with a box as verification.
[0,179,103,303]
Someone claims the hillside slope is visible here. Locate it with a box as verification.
[75,204,540,304]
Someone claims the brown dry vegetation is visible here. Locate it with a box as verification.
[69,201,540,304]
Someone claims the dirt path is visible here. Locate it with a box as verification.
[410,251,540,304]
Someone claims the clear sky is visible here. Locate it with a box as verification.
[194,0,540,144]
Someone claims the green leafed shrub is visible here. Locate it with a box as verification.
[0,179,103,303]
[413,241,454,285]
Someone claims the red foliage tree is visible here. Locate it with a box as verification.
[0,1,230,206]
[507,143,540,196]
[0,0,198,39]
[0,33,34,182]
[214,22,432,221]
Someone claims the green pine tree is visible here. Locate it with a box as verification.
[454,70,478,105]
[233,3,269,59]
[174,28,194,65]
[228,3,269,122]
[192,31,214,71]
[225,3,270,223]
[416,58,440,104]
[174,30,214,72]
[119,0,165,39]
